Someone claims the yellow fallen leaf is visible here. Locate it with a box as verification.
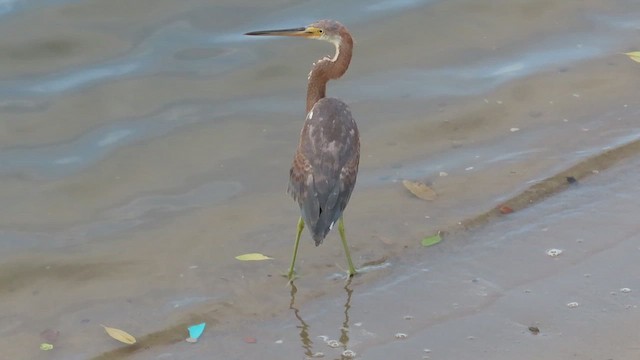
[101,324,136,345]
[402,180,437,201]
[235,253,273,261]
[625,51,640,63]
[40,343,54,351]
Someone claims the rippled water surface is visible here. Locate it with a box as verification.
[1,0,639,359]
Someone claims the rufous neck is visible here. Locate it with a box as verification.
[305,33,353,113]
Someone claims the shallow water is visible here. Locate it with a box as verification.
[1,0,639,359]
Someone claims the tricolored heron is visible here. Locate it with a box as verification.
[245,20,359,279]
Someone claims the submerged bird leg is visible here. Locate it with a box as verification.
[288,216,305,280]
[338,217,357,277]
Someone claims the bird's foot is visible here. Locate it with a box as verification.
[336,263,358,279]
[281,269,298,283]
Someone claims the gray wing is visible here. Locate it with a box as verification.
[288,98,360,245]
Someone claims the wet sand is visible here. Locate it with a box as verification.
[0,0,639,359]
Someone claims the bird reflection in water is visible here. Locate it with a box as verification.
[289,281,355,359]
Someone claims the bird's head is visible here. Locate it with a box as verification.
[245,19,345,45]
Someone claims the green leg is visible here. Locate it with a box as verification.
[288,217,305,280]
[338,217,357,277]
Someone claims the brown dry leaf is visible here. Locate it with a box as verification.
[402,180,437,201]
[101,324,137,345]
[498,205,514,214]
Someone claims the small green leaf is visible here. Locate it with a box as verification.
[235,253,273,261]
[40,343,54,351]
[421,234,442,247]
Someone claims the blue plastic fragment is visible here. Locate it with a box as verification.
[188,323,206,340]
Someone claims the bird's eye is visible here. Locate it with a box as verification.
[318,29,323,33]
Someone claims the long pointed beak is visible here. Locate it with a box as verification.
[245,27,310,37]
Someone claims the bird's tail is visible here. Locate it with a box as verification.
[312,234,325,247]
[308,210,341,246]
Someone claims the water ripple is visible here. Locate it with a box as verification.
[0,180,243,252]
[0,0,84,19]
[30,62,141,93]
[0,95,300,178]
[0,21,249,95]
[343,41,602,101]
[0,0,18,17]
[0,101,220,178]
